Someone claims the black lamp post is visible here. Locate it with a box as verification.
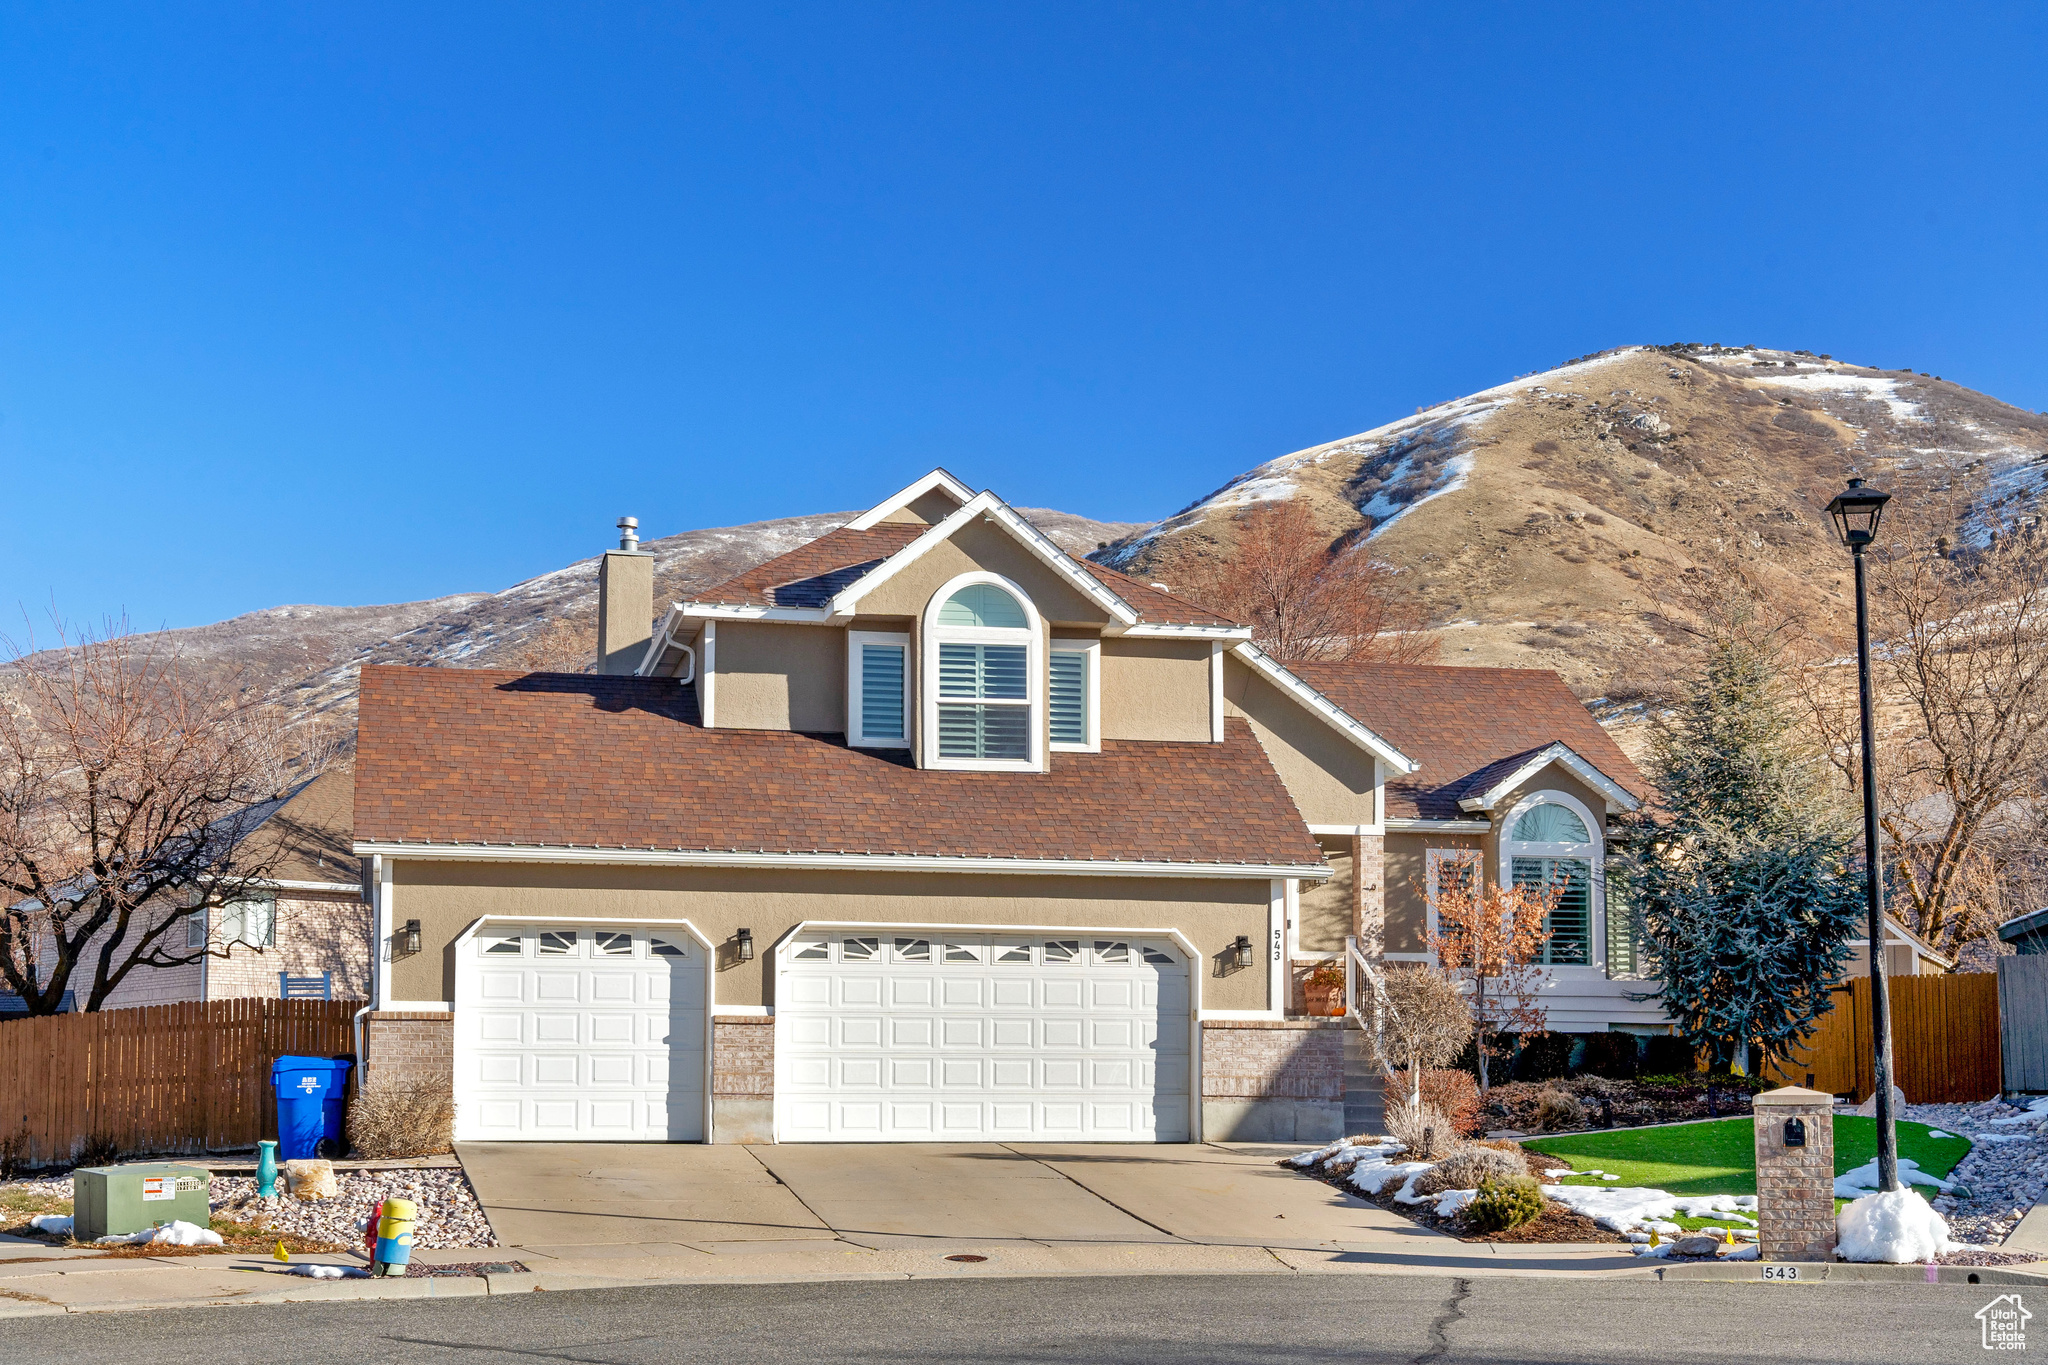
[1824,476,1901,1195]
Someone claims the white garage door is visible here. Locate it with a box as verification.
[455,925,706,1141]
[777,931,1191,1142]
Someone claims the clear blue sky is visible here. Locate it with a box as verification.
[4,4,2044,631]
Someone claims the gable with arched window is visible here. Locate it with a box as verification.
[923,573,1043,770]
[1503,792,1599,967]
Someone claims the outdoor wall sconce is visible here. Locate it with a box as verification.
[736,927,755,962]
[1783,1117,1807,1148]
[1231,935,1254,969]
[400,919,421,956]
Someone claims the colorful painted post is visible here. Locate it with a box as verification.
[373,1197,418,1276]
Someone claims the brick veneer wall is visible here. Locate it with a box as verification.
[363,1011,453,1095]
[1202,1019,1345,1101]
[1754,1087,1838,1260]
[1201,1018,1346,1142]
[711,1015,775,1143]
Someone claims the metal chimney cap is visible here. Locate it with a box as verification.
[616,516,640,551]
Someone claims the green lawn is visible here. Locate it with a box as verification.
[1522,1117,1971,1201]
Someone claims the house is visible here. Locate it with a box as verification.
[349,470,1650,1145]
[1845,914,1955,977]
[2000,905,2048,955]
[84,769,370,1009]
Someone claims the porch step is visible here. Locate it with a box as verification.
[1342,1025,1384,1135]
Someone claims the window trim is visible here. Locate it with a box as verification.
[846,630,911,749]
[921,571,1043,772]
[1422,846,1482,959]
[1047,638,1100,753]
[1498,789,1603,970]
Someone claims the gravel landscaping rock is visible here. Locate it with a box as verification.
[208,1168,498,1250]
[1903,1097,2048,1246]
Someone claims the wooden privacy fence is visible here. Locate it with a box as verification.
[0,998,357,1166]
[1764,972,2002,1103]
[1999,955,2048,1093]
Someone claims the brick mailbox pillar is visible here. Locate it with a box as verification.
[1754,1086,1837,1261]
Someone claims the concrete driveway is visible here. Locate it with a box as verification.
[457,1140,1439,1262]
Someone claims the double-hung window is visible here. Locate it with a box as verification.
[848,631,910,748]
[925,579,1039,769]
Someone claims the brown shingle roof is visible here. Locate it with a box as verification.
[1288,662,1649,820]
[353,666,1322,869]
[691,524,926,607]
[686,517,1244,628]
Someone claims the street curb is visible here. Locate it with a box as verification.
[1658,1260,2048,1285]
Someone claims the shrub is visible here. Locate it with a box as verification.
[1641,1035,1697,1076]
[1413,1145,1525,1197]
[1464,1175,1545,1232]
[1416,1067,1483,1138]
[1535,1088,1586,1132]
[1385,1102,1460,1161]
[1514,1031,1576,1081]
[1581,1032,1639,1079]
[347,1084,455,1159]
[1453,1036,1513,1088]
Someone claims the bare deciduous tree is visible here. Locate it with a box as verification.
[504,615,596,674]
[1181,501,1439,663]
[1798,512,2048,954]
[1364,965,1474,1117]
[0,625,328,1013]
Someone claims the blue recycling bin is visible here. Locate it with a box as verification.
[272,1055,352,1160]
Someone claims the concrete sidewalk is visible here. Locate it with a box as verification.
[0,1141,1648,1314]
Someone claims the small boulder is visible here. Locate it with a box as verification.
[283,1159,339,1201]
[1852,1087,1907,1119]
[1670,1235,1721,1257]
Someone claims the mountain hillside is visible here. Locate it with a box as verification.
[1102,345,2048,697]
[9,507,1146,737]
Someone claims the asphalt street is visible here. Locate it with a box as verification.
[3,1272,2019,1364]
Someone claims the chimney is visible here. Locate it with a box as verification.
[596,515,654,675]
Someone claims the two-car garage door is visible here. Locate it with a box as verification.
[452,923,1191,1144]
[775,932,1192,1142]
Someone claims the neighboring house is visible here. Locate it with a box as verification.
[1844,914,1954,976]
[350,470,1649,1146]
[64,769,371,1010]
[2001,906,2048,955]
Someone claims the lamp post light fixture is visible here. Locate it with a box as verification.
[1824,475,1900,1195]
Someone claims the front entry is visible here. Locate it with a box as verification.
[454,923,708,1141]
[775,930,1192,1142]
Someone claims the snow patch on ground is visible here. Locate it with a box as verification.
[96,1219,222,1247]
[28,1214,72,1235]
[1834,1156,1957,1198]
[1836,1188,1963,1263]
[1752,371,1925,423]
[1541,1186,1757,1234]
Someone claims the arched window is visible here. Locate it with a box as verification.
[925,576,1038,767]
[1506,797,1597,967]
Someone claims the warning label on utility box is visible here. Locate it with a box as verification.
[141,1177,172,1201]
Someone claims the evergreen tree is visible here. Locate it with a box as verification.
[1617,610,1863,1070]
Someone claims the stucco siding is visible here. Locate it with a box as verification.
[1100,638,1211,743]
[711,621,847,732]
[1221,657,1378,826]
[1296,836,1354,953]
[387,861,1277,1013]
[852,520,1111,625]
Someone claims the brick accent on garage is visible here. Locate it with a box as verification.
[362,1011,453,1094]
[711,1015,775,1144]
[1200,1018,1345,1143]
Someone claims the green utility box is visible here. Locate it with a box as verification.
[72,1163,212,1241]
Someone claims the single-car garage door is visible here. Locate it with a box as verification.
[776,931,1191,1142]
[455,924,707,1141]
